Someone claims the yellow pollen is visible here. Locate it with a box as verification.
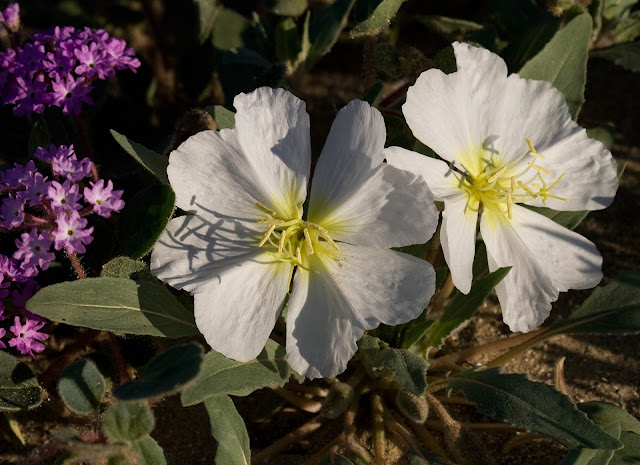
[296,246,302,263]
[256,202,277,217]
[303,228,314,255]
[258,224,276,247]
[487,166,508,184]
[517,181,538,198]
[527,163,551,175]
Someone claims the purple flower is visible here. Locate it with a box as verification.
[53,210,94,254]
[47,179,82,213]
[0,328,6,349]
[74,43,114,79]
[0,255,36,283]
[52,152,93,181]
[0,195,25,229]
[12,74,50,117]
[13,280,42,322]
[0,274,9,300]
[50,74,93,115]
[13,229,55,271]
[1,160,37,190]
[23,172,50,206]
[8,316,48,357]
[0,3,20,32]
[34,144,74,163]
[43,50,76,81]
[84,179,125,217]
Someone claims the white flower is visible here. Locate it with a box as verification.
[151,88,438,378]
[386,42,618,333]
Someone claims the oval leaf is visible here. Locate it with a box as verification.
[58,358,106,415]
[26,277,198,338]
[560,423,621,465]
[350,0,405,37]
[0,352,42,411]
[104,402,155,442]
[110,130,169,184]
[447,368,623,450]
[306,0,355,68]
[519,13,592,119]
[205,105,236,129]
[181,339,298,406]
[578,401,640,434]
[205,395,250,465]
[114,343,203,401]
[131,435,167,465]
[369,347,429,396]
[117,184,176,260]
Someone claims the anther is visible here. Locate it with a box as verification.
[487,166,508,184]
[296,246,302,264]
[303,228,314,255]
[507,192,513,220]
[527,163,551,175]
[256,202,277,217]
[517,181,538,198]
[258,224,276,247]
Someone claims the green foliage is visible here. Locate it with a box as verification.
[110,130,169,185]
[276,17,300,65]
[361,338,429,395]
[578,401,640,434]
[560,424,621,464]
[502,16,561,71]
[212,8,251,50]
[193,0,221,43]
[26,277,198,338]
[593,42,640,71]
[417,15,484,42]
[364,81,384,107]
[549,269,640,335]
[610,432,640,464]
[350,0,406,37]
[447,368,623,450]
[206,105,236,129]
[114,343,203,401]
[320,383,355,419]
[181,339,299,406]
[318,454,354,464]
[602,0,639,21]
[0,352,42,411]
[265,0,308,16]
[519,13,592,119]
[104,402,155,442]
[603,11,640,43]
[307,0,355,69]
[205,395,251,465]
[58,358,106,415]
[130,435,167,465]
[586,126,615,150]
[421,267,511,350]
[117,183,176,259]
[101,257,152,281]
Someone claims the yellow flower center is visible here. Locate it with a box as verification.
[458,139,569,219]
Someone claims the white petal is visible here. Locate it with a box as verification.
[402,42,508,171]
[308,100,386,216]
[286,244,435,378]
[234,87,311,218]
[522,129,618,211]
[308,161,437,248]
[480,205,602,333]
[384,146,463,201]
[150,214,265,294]
[441,194,478,294]
[194,255,292,362]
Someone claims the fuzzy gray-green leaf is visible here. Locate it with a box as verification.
[350,0,405,37]
[131,435,167,465]
[104,402,155,442]
[58,358,106,415]
[0,352,42,411]
[110,130,169,184]
[205,395,251,465]
[306,0,355,68]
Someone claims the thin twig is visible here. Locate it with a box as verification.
[423,420,523,433]
[284,383,329,398]
[371,392,386,465]
[67,252,86,279]
[409,422,449,458]
[301,433,345,465]
[271,387,323,413]
[252,416,324,465]
[384,410,425,460]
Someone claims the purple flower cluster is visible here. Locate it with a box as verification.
[0,144,125,356]
[0,3,19,32]
[0,7,140,117]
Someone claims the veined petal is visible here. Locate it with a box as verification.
[384,146,463,201]
[309,160,437,248]
[480,205,602,333]
[402,42,508,173]
[150,214,264,294]
[308,100,386,218]
[441,194,478,294]
[194,255,292,362]
[286,243,435,378]
[234,87,311,219]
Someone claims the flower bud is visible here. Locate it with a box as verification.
[320,382,354,419]
[395,389,429,424]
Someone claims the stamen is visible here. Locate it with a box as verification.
[525,138,536,154]
[296,246,302,264]
[527,163,551,175]
[256,202,277,217]
[279,229,286,253]
[517,181,538,198]
[312,223,339,250]
[303,228,314,255]
[529,151,545,160]
[258,224,276,247]
[487,166,508,184]
[507,192,513,219]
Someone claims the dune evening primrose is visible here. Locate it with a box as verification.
[386,42,618,333]
[151,87,438,378]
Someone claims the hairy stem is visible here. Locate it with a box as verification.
[384,410,426,460]
[371,392,386,465]
[271,386,323,413]
[252,416,324,465]
[67,251,86,279]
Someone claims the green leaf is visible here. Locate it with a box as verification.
[205,105,236,129]
[603,12,640,43]
[114,343,204,401]
[447,368,623,450]
[104,402,155,442]
[602,0,638,21]
[369,348,429,395]
[110,130,169,185]
[194,0,221,43]
[26,277,198,338]
[117,184,176,260]
[306,0,355,69]
[364,81,384,107]
[423,267,511,349]
[561,423,621,464]
[400,312,435,352]
[318,453,354,464]
[501,16,561,71]
[181,339,299,406]
[205,395,251,465]
[578,401,640,434]
[131,435,167,465]
[265,0,308,16]
[350,0,405,38]
[0,352,42,411]
[58,358,106,415]
[592,42,640,72]
[549,269,640,335]
[416,15,484,42]
[275,17,300,65]
[586,126,615,150]
[213,8,251,50]
[610,431,640,464]
[519,13,592,119]
[101,257,152,281]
